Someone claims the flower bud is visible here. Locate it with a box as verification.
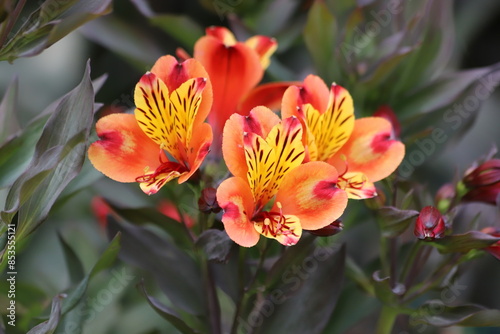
[481,227,500,260]
[462,159,500,205]
[158,200,195,228]
[91,197,112,230]
[308,220,344,237]
[435,183,455,212]
[198,187,221,214]
[414,206,446,240]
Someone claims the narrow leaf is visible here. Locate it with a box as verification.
[138,281,201,334]
[27,294,64,334]
[376,206,419,238]
[428,231,500,254]
[0,76,20,144]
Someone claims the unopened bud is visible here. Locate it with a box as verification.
[198,187,221,213]
[481,227,500,260]
[309,220,344,237]
[414,206,446,240]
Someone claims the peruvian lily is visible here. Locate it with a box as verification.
[194,26,292,153]
[281,75,405,199]
[88,55,213,195]
[217,107,348,247]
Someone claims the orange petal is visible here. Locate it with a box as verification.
[329,117,405,182]
[179,122,213,183]
[205,26,237,45]
[88,113,162,183]
[275,161,348,230]
[238,81,299,115]
[245,35,277,69]
[217,177,260,247]
[281,74,330,119]
[150,55,213,128]
[222,106,280,180]
[194,35,263,143]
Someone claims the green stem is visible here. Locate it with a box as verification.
[376,305,398,334]
[230,248,247,334]
[380,236,390,277]
[203,259,221,334]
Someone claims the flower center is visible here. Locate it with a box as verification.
[253,202,302,246]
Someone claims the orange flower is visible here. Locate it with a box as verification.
[88,56,213,195]
[217,107,348,247]
[194,26,281,152]
[282,75,405,199]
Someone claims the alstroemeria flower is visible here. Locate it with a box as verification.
[217,107,348,247]
[414,206,446,240]
[88,55,213,195]
[282,75,405,199]
[194,26,280,152]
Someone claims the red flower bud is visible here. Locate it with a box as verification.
[198,187,221,214]
[463,159,500,188]
[481,227,500,260]
[462,159,500,205]
[308,220,344,237]
[414,206,446,240]
[373,105,401,138]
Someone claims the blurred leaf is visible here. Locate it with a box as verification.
[0,0,112,62]
[1,60,95,242]
[27,295,64,334]
[323,282,379,334]
[251,244,345,334]
[196,229,234,263]
[264,234,315,292]
[79,15,163,69]
[60,232,121,316]
[360,47,413,86]
[129,0,155,17]
[0,111,47,188]
[107,216,205,315]
[150,14,204,50]
[252,0,299,36]
[428,231,500,254]
[304,1,337,82]
[106,200,193,249]
[0,76,20,145]
[58,233,85,284]
[138,281,201,334]
[410,301,500,327]
[396,0,454,92]
[376,206,419,238]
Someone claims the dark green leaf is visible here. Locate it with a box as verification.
[138,281,201,334]
[376,206,419,238]
[107,216,205,315]
[410,301,500,327]
[58,233,85,284]
[106,201,193,249]
[251,244,346,334]
[1,60,95,242]
[0,0,112,61]
[0,76,20,145]
[304,1,337,81]
[428,231,500,254]
[60,233,121,316]
[150,14,204,49]
[196,229,234,263]
[27,295,64,334]
[79,15,163,69]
